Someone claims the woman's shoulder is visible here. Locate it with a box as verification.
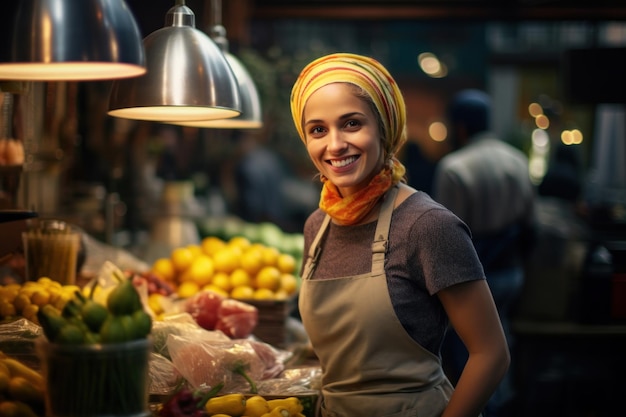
[395,184,450,216]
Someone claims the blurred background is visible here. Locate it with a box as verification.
[1,1,625,415]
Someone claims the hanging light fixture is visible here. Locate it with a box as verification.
[174,0,262,129]
[0,0,145,81]
[108,0,241,122]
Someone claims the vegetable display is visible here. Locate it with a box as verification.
[0,351,45,417]
[35,273,153,416]
[36,271,152,344]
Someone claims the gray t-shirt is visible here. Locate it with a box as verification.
[302,190,485,356]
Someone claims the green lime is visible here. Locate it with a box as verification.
[56,324,86,345]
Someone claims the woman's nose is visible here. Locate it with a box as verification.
[327,129,348,153]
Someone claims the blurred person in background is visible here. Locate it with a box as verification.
[291,53,509,417]
[433,89,537,417]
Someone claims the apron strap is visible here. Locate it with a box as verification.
[302,214,331,281]
[302,185,400,280]
[371,185,399,276]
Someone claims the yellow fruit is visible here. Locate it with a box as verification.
[253,288,275,300]
[29,289,50,307]
[261,246,280,267]
[276,253,297,274]
[244,395,271,417]
[187,244,203,258]
[229,236,252,251]
[240,248,264,276]
[0,301,16,317]
[274,289,289,300]
[177,281,200,298]
[230,285,255,300]
[211,272,232,292]
[185,255,215,287]
[255,266,281,291]
[201,284,229,298]
[229,268,252,288]
[280,273,299,295]
[13,293,30,313]
[213,247,240,274]
[151,257,176,281]
[171,247,195,272]
[148,293,165,315]
[201,236,226,256]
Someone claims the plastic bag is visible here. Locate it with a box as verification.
[167,330,291,393]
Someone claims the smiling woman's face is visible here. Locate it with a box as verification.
[303,83,384,197]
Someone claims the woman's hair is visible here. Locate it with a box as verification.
[290,53,407,164]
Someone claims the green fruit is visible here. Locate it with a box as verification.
[107,279,142,315]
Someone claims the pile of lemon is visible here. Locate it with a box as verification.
[0,277,80,325]
[149,236,300,303]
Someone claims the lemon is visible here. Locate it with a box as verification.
[277,253,297,274]
[253,288,275,300]
[240,248,264,276]
[229,268,252,288]
[202,284,229,298]
[185,255,215,287]
[230,285,255,300]
[171,247,195,272]
[255,266,282,291]
[151,257,176,281]
[148,293,165,315]
[275,289,289,300]
[261,246,280,267]
[213,247,240,274]
[201,236,226,256]
[211,272,232,292]
[229,236,252,251]
[177,281,200,298]
[280,273,299,295]
[30,288,51,307]
[187,244,204,258]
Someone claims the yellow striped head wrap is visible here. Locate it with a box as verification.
[290,53,408,164]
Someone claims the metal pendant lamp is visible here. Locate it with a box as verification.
[108,0,241,122]
[175,0,262,129]
[0,0,145,81]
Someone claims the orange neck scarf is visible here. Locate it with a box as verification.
[319,159,405,225]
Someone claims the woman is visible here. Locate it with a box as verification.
[290,53,510,417]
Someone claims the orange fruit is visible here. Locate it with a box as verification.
[276,253,297,274]
[255,266,281,291]
[151,257,176,281]
[213,247,240,274]
[230,285,255,300]
[201,236,226,256]
[171,247,195,272]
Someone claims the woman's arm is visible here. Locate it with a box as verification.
[438,279,510,417]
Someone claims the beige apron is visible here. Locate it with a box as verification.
[300,186,454,417]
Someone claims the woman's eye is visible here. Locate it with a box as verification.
[308,126,325,136]
[345,119,361,129]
